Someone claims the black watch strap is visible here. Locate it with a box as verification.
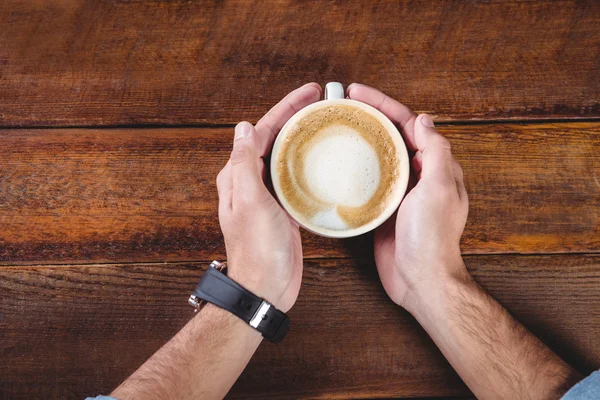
[188,262,290,343]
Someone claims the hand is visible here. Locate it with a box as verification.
[347,83,469,314]
[216,83,322,312]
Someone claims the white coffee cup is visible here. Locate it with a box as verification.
[270,82,410,238]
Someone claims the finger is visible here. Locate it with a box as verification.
[230,122,270,207]
[453,158,464,185]
[414,114,455,185]
[374,210,397,271]
[260,162,266,183]
[453,158,468,201]
[378,210,397,240]
[255,82,322,157]
[412,151,423,175]
[407,167,418,192]
[346,83,418,151]
[411,151,423,183]
[216,160,233,213]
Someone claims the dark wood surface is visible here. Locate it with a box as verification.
[1,0,599,127]
[2,255,599,399]
[1,123,598,265]
[1,0,599,398]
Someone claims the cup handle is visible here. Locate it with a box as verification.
[324,82,345,100]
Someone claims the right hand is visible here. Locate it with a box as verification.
[347,83,470,314]
[216,83,322,313]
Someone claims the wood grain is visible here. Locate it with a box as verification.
[1,0,599,127]
[1,255,599,399]
[1,123,598,264]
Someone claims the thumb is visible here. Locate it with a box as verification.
[230,121,270,208]
[414,114,455,185]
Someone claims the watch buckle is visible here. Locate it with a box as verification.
[188,261,227,312]
[249,300,271,328]
[210,260,227,273]
[188,295,201,312]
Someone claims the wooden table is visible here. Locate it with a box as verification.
[1,1,599,398]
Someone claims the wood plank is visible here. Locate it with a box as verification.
[1,255,599,399]
[0,0,598,127]
[1,123,599,264]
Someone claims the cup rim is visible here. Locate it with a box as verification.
[270,98,410,238]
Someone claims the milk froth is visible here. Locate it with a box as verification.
[275,104,400,232]
[302,125,381,229]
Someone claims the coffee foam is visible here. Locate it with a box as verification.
[276,104,399,231]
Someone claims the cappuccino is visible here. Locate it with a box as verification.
[273,103,402,234]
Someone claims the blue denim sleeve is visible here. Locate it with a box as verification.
[562,371,600,400]
[85,397,117,400]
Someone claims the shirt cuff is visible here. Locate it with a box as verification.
[562,370,600,399]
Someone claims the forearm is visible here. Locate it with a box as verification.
[111,303,262,400]
[411,265,581,400]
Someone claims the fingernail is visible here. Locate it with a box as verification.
[234,122,251,141]
[346,83,360,93]
[304,82,323,97]
[420,114,435,128]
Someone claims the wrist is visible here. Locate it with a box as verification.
[405,259,474,321]
[192,302,263,340]
[227,265,288,312]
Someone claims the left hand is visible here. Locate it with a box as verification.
[216,83,322,312]
[347,83,469,313]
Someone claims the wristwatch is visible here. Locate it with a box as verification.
[188,261,290,343]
